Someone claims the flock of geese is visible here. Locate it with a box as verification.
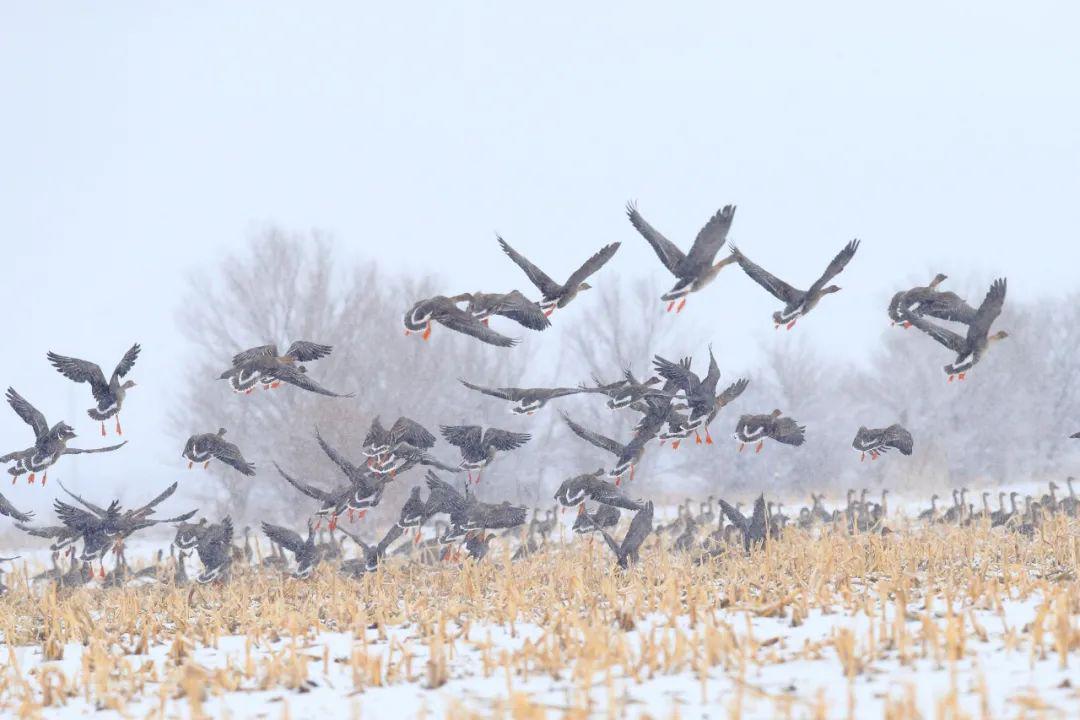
[0,201,1075,590]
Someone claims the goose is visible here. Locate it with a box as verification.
[990,492,1010,526]
[584,369,665,410]
[941,489,967,524]
[496,235,621,317]
[907,278,1008,381]
[219,341,352,397]
[338,524,404,575]
[653,348,749,444]
[626,202,738,313]
[0,491,34,522]
[733,410,806,453]
[274,459,356,523]
[311,428,393,514]
[572,503,621,534]
[462,530,497,561]
[451,290,550,331]
[888,274,977,328]
[851,424,914,461]
[560,412,660,483]
[459,379,603,415]
[261,520,321,578]
[718,496,774,552]
[731,239,860,329]
[1,388,126,485]
[396,486,431,544]
[403,295,519,347]
[360,416,436,460]
[182,428,255,476]
[1040,482,1060,514]
[588,501,654,569]
[553,468,645,511]
[439,425,531,483]
[1060,478,1078,517]
[368,442,460,477]
[918,494,940,522]
[47,343,141,436]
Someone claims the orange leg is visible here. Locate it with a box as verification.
[948,375,955,383]
[958,372,966,381]
[705,430,713,445]
[786,320,797,330]
[676,298,686,313]
[481,318,490,327]
[695,432,702,445]
[115,415,122,436]
[203,461,210,469]
[666,301,675,313]
[860,452,865,462]
[629,464,635,482]
[422,322,432,341]
[27,473,35,484]
[413,530,421,545]
[187,461,193,469]
[614,475,622,487]
[755,440,764,453]
[245,388,253,395]
[41,472,47,487]
[738,443,745,453]
[357,510,367,519]
[101,422,107,437]
[672,440,681,450]
[328,515,338,531]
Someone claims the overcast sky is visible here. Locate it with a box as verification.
[1,2,1078,515]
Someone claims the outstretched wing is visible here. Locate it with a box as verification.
[0,491,34,522]
[626,202,686,274]
[966,278,1007,344]
[232,344,277,367]
[315,427,359,476]
[806,239,860,297]
[621,501,654,556]
[260,522,306,555]
[436,305,519,347]
[652,355,697,395]
[126,481,180,520]
[440,425,483,454]
[771,418,806,446]
[715,378,749,408]
[563,242,621,290]
[53,499,101,530]
[56,479,109,517]
[490,291,550,331]
[684,205,736,269]
[206,436,255,476]
[730,248,801,304]
[111,343,141,381]
[560,413,625,456]
[63,441,127,455]
[5,388,47,438]
[460,379,516,401]
[284,341,333,362]
[424,471,468,516]
[274,462,335,503]
[700,347,721,395]
[47,353,110,404]
[270,365,354,397]
[483,428,531,452]
[718,499,748,532]
[908,316,967,354]
[496,236,562,298]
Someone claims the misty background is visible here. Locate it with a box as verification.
[2,2,1079,526]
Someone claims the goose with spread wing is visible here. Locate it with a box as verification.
[440,425,531,483]
[626,202,738,312]
[588,501,653,569]
[653,348,749,445]
[496,235,621,317]
[553,468,644,511]
[47,343,140,436]
[404,295,519,347]
[313,428,391,513]
[733,410,806,453]
[887,274,977,328]
[572,503,621,534]
[261,520,321,578]
[731,239,860,329]
[219,341,351,397]
[451,290,550,331]
[560,412,659,484]
[1,388,126,485]
[460,378,603,415]
[361,416,436,459]
[338,524,405,575]
[273,462,354,527]
[907,278,1008,381]
[584,369,665,410]
[182,428,255,475]
[852,425,914,461]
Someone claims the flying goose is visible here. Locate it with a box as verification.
[403,295,519,347]
[273,462,354,526]
[887,274,976,328]
[626,202,738,312]
[261,520,321,578]
[193,516,234,584]
[907,278,1008,381]
[584,369,665,410]
[572,503,621,534]
[560,412,659,483]
[459,378,603,415]
[653,348,749,443]
[851,424,914,461]
[588,501,654,569]
[361,416,436,459]
[553,468,645,511]
[450,290,550,331]
[368,442,459,477]
[338,524,405,575]
[496,235,621,317]
[47,343,140,436]
[731,239,860,329]
[182,428,255,476]
[439,425,531,483]
[313,428,391,513]
[733,410,806,453]
[220,341,351,397]
[718,495,774,551]
[0,491,34,522]
[1,388,126,485]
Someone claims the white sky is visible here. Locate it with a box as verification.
[1,2,1078,515]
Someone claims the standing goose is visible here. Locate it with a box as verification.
[1,388,126,485]
[731,239,860,329]
[553,468,645,511]
[403,295,519,347]
[361,416,436,460]
[182,428,255,476]
[261,520,321,578]
[439,425,531,483]
[907,278,1008,381]
[219,341,350,397]
[0,491,34,522]
[852,424,914,461]
[887,274,977,328]
[459,378,602,415]
[733,410,806,453]
[626,202,738,313]
[496,235,621,317]
[450,291,550,331]
[588,501,654,569]
[47,343,141,436]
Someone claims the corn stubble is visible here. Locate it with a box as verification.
[0,516,1078,718]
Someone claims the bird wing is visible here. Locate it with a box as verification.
[620,501,654,556]
[923,292,978,324]
[56,479,109,517]
[715,378,749,408]
[53,499,101,530]
[377,524,405,555]
[966,278,1007,344]
[0,491,33,522]
[700,346,721,395]
[652,355,698,395]
[730,248,801,304]
[363,417,386,449]
[62,441,127,455]
[424,471,468,516]
[908,315,967,354]
[591,483,642,511]
[260,523,307,555]
[416,452,460,473]
[440,425,483,457]
[482,428,531,452]
[15,522,74,540]
[593,523,623,558]
[206,436,255,476]
[563,242,621,290]
[315,427,359,476]
[625,202,686,274]
[770,417,806,446]
[390,417,436,449]
[806,239,860,297]
[749,495,768,536]
[718,499,748,532]
[684,205,736,270]
[284,341,333,362]
[5,388,47,438]
[232,344,277,366]
[459,379,516,401]
[490,291,550,331]
[110,343,141,381]
[274,462,335,503]
[560,413,625,456]
[46,353,111,403]
[496,236,561,298]
[270,365,354,397]
[884,424,914,455]
[433,303,519,347]
[126,481,180,520]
